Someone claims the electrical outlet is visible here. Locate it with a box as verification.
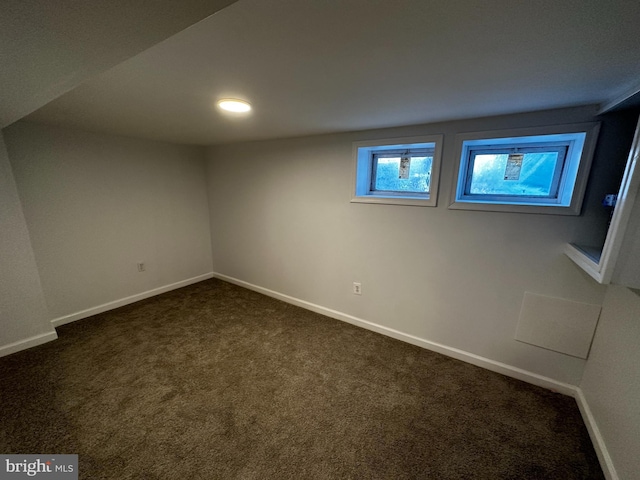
[137,262,145,272]
[353,282,362,295]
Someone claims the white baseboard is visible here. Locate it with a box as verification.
[41,270,616,479]
[51,273,214,327]
[575,388,619,480]
[0,330,58,358]
[214,272,620,476]
[212,272,578,397]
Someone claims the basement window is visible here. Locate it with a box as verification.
[352,135,443,206]
[450,123,600,215]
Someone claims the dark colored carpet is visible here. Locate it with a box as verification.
[0,279,603,479]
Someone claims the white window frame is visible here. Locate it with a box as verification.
[352,135,443,207]
[449,123,600,215]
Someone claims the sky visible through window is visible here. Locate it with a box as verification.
[374,156,432,193]
[469,152,559,196]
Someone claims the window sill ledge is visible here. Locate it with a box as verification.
[351,196,436,207]
[564,243,606,283]
[448,200,580,215]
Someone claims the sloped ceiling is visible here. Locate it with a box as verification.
[13,0,640,145]
[0,0,237,128]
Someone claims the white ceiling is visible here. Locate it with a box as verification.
[0,0,237,128]
[19,0,640,145]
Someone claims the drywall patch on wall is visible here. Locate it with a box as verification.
[214,272,579,396]
[205,106,617,386]
[515,292,601,358]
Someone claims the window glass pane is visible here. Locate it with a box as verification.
[374,156,432,193]
[469,152,559,197]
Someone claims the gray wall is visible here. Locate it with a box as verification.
[3,107,637,477]
[0,132,54,349]
[580,285,640,480]
[205,106,627,386]
[4,121,213,321]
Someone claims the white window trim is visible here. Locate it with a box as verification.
[351,134,443,207]
[449,122,600,215]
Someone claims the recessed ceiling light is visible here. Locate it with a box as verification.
[217,99,252,113]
